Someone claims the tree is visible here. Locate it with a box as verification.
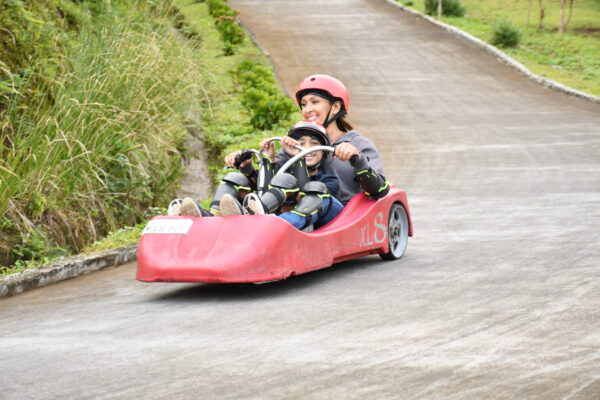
[538,0,545,30]
[559,0,575,34]
[559,0,566,33]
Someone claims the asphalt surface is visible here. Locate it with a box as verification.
[2,0,600,398]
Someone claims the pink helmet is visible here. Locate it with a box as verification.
[295,74,350,113]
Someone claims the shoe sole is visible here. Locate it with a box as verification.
[180,198,201,217]
[246,195,265,215]
[220,195,245,216]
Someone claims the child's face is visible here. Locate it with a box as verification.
[298,135,323,168]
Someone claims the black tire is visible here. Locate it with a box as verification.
[379,203,409,261]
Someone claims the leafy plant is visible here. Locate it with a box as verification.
[491,19,522,48]
[215,16,245,55]
[235,59,296,131]
[206,0,244,54]
[424,0,466,17]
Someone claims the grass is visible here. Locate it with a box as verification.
[0,2,205,262]
[398,0,600,96]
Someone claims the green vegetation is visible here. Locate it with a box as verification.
[0,0,295,275]
[207,0,245,55]
[491,19,522,48]
[398,0,600,96]
[175,0,296,181]
[424,0,466,17]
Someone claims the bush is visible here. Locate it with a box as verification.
[491,19,521,48]
[207,0,236,18]
[235,60,296,131]
[206,0,245,55]
[424,0,466,17]
[215,16,244,55]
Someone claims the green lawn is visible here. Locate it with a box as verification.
[399,0,600,96]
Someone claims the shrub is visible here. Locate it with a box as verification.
[424,0,466,17]
[491,19,521,48]
[207,0,236,18]
[235,60,296,131]
[206,0,245,55]
[215,15,244,55]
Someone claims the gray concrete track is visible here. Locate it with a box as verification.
[2,0,600,398]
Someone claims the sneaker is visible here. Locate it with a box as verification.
[180,197,203,217]
[220,194,246,216]
[244,193,266,215]
[167,199,183,216]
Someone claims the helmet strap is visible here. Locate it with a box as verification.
[322,104,346,128]
[307,163,320,173]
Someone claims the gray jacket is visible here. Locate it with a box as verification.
[275,130,386,204]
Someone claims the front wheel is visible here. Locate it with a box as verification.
[379,203,409,261]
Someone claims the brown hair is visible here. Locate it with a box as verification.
[336,116,354,132]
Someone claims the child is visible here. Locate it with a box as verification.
[225,120,344,230]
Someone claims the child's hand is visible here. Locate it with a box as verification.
[334,142,360,162]
[224,150,250,168]
[280,136,301,156]
[259,139,276,162]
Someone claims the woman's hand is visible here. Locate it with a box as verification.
[224,150,251,169]
[279,136,301,156]
[259,138,276,162]
[334,142,360,162]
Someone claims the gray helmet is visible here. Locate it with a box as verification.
[287,120,330,146]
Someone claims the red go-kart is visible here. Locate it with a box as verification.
[136,146,413,283]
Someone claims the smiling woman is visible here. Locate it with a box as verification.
[277,74,390,205]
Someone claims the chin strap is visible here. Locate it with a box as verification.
[307,163,320,173]
[322,105,346,128]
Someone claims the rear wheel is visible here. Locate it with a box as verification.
[380,203,409,260]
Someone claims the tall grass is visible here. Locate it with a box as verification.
[0,1,209,267]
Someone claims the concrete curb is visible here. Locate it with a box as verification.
[0,244,138,299]
[384,0,600,105]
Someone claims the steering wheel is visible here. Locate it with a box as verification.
[276,145,336,176]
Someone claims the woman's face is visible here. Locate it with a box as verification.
[297,135,323,168]
[299,94,341,125]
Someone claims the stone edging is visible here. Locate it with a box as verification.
[0,244,138,299]
[384,0,600,105]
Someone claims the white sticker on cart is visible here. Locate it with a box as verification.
[142,219,194,235]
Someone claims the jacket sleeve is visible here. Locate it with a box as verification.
[318,174,340,198]
[350,153,389,199]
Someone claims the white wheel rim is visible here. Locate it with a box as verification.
[388,205,409,258]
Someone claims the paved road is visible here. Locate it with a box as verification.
[2,0,600,398]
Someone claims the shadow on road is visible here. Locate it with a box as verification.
[150,256,386,303]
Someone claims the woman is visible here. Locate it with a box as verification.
[273,74,389,204]
[200,74,388,217]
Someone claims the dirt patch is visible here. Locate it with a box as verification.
[573,26,600,38]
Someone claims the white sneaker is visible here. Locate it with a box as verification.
[244,193,266,215]
[180,197,202,217]
[167,199,183,216]
[220,194,246,216]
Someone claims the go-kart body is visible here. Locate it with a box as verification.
[136,186,412,283]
